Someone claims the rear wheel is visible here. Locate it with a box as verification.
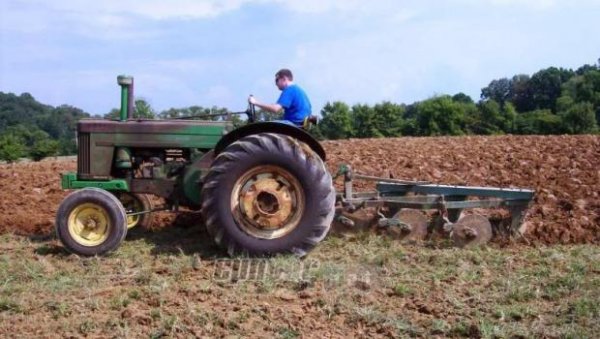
[55,188,127,256]
[116,193,154,229]
[201,133,335,257]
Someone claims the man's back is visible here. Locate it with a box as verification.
[277,84,312,125]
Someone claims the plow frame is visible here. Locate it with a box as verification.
[334,165,535,239]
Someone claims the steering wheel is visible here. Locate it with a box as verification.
[246,95,256,123]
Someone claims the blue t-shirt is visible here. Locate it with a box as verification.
[277,84,312,124]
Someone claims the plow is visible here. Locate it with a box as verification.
[332,165,534,247]
[55,75,535,257]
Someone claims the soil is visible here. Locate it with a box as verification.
[0,135,598,244]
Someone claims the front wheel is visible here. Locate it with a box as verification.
[55,188,127,256]
[201,133,335,257]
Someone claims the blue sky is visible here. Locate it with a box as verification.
[1,0,599,116]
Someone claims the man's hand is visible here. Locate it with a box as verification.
[247,95,283,114]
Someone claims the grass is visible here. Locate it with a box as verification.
[0,229,598,337]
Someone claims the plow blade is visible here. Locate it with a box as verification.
[379,209,429,242]
[450,215,493,247]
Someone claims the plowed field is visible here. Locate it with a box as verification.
[0,135,599,338]
[1,135,598,244]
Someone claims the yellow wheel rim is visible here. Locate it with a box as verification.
[232,165,305,239]
[67,203,111,247]
[119,193,143,229]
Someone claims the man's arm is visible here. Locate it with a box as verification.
[254,102,283,113]
[248,96,283,113]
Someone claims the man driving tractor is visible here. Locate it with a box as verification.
[248,68,312,127]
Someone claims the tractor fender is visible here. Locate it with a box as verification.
[214,122,326,161]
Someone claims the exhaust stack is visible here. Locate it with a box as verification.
[117,75,134,121]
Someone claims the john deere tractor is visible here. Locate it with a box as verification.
[56,75,335,257]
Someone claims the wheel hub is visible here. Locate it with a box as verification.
[233,165,304,239]
[255,191,280,215]
[67,203,110,246]
[84,217,99,230]
[239,177,293,230]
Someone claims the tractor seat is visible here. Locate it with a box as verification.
[302,115,318,130]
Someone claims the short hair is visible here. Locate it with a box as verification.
[275,69,293,81]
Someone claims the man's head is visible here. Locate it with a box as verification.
[275,68,293,90]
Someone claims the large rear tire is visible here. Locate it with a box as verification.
[201,133,335,257]
[55,188,127,256]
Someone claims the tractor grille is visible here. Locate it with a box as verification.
[77,133,90,175]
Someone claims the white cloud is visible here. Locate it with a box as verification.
[2,0,599,115]
[487,0,556,7]
[459,0,600,10]
[6,0,262,21]
[278,0,366,14]
[2,0,263,41]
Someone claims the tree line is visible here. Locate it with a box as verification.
[0,93,88,162]
[1,59,598,161]
[312,60,599,139]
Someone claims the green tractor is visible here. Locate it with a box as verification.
[56,76,536,256]
[56,75,336,257]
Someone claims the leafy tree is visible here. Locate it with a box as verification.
[401,118,418,136]
[559,101,598,134]
[514,109,563,135]
[452,92,474,104]
[0,133,26,162]
[575,60,599,75]
[4,125,46,148]
[0,92,52,133]
[38,105,88,139]
[558,69,600,124]
[502,102,518,133]
[30,138,59,161]
[402,103,418,120]
[466,100,500,135]
[352,104,380,138]
[37,105,87,154]
[58,137,78,156]
[509,74,535,113]
[134,98,156,119]
[104,108,121,120]
[105,98,156,119]
[414,96,466,136]
[481,78,511,105]
[318,101,354,139]
[372,102,405,137]
[467,99,515,134]
[2,125,61,160]
[529,67,574,112]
